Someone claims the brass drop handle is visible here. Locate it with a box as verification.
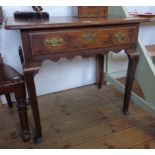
[113,32,126,42]
[45,38,64,47]
[82,33,97,42]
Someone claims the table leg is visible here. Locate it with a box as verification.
[24,71,43,144]
[5,93,13,108]
[14,83,31,142]
[96,54,105,89]
[123,50,139,114]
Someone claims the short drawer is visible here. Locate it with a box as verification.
[29,25,138,56]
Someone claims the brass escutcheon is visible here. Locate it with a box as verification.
[114,32,126,42]
[82,33,97,42]
[45,38,64,47]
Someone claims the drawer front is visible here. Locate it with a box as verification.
[29,26,138,56]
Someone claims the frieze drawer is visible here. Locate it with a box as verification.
[29,25,138,56]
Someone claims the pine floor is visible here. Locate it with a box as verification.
[0,80,155,149]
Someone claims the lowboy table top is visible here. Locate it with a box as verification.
[5,16,149,30]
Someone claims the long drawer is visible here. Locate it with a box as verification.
[29,25,138,56]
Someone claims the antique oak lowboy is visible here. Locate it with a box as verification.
[5,16,148,143]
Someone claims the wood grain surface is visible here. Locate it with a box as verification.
[0,80,155,148]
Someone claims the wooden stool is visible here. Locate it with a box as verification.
[0,53,31,142]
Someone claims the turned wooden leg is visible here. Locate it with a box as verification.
[5,93,13,108]
[14,83,31,142]
[123,50,139,114]
[24,70,42,144]
[96,54,105,89]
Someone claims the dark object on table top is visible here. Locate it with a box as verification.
[14,6,49,20]
[14,11,49,20]
[32,6,43,13]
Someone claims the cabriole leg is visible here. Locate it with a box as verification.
[24,70,42,144]
[123,50,139,114]
[96,54,105,89]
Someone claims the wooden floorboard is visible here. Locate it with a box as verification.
[0,82,155,148]
[133,139,155,149]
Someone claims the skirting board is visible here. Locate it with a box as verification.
[106,73,155,117]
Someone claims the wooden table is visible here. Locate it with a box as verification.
[5,16,148,143]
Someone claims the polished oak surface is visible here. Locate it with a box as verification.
[5,16,148,30]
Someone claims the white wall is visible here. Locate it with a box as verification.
[0,6,155,100]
